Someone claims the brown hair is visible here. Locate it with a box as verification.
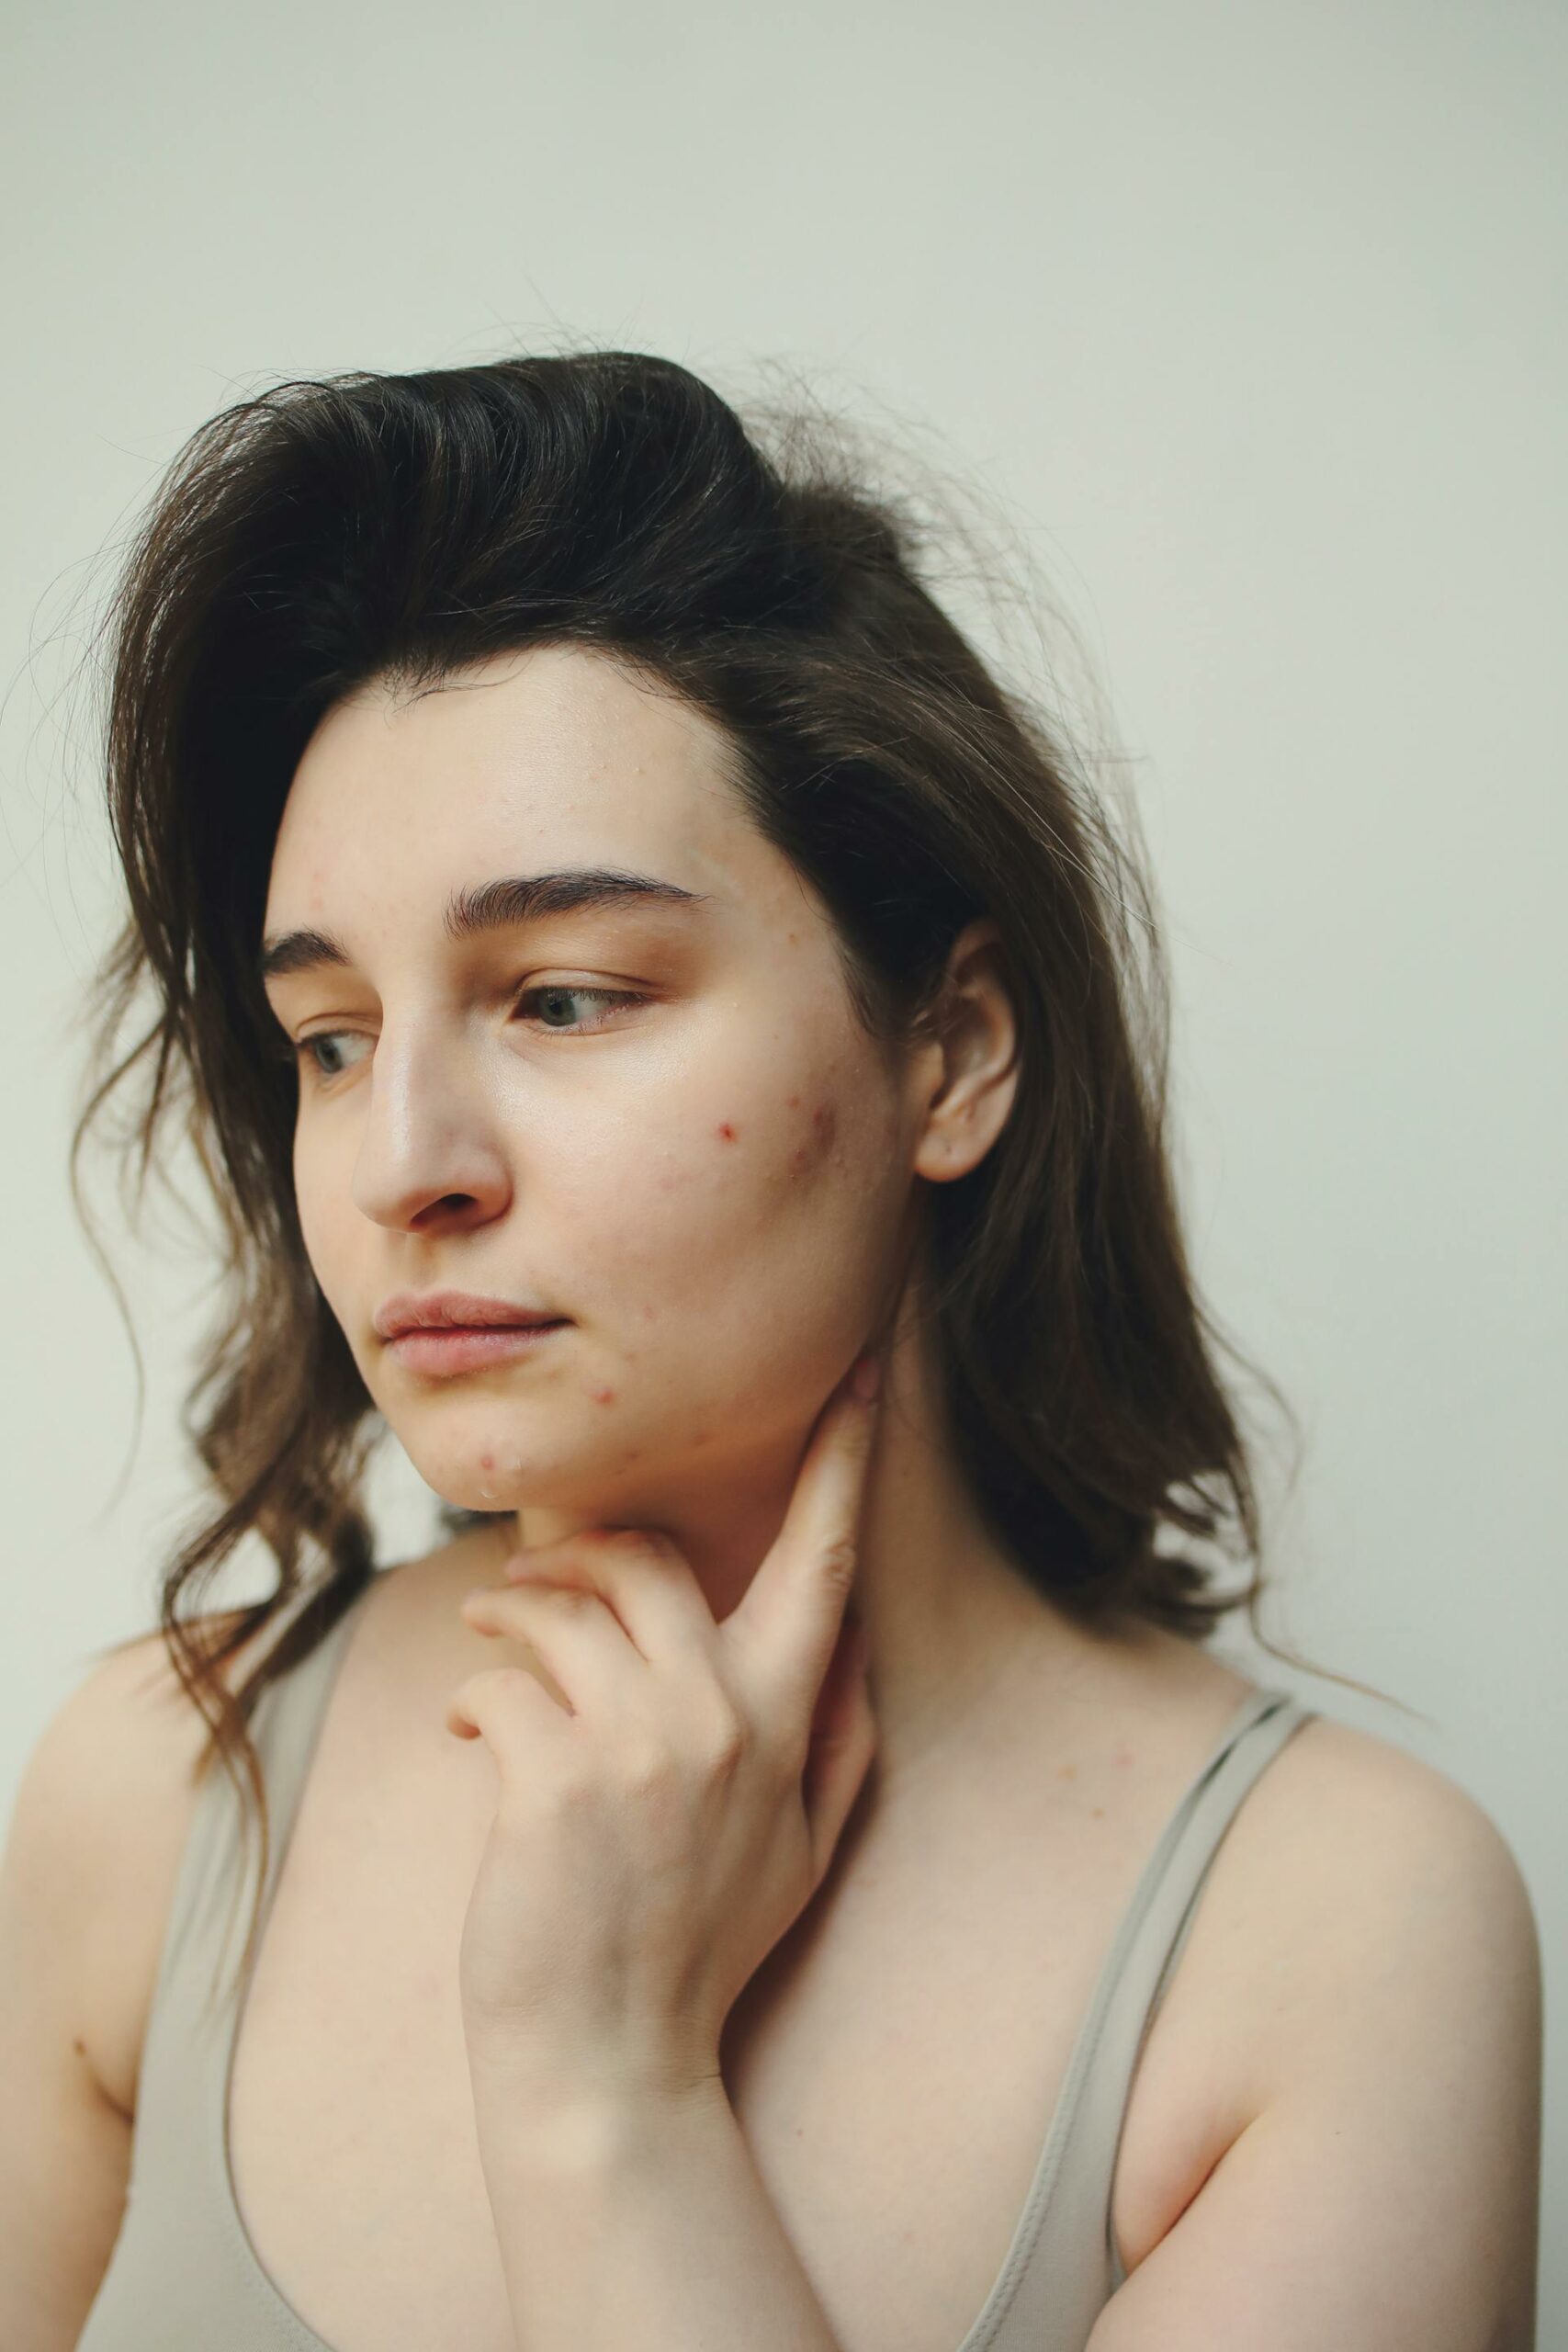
[67,346,1355,2015]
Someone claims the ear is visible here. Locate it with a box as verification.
[909,918,1021,1184]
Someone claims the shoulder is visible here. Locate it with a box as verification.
[1192,1705,1540,2096]
[1106,1705,1542,2346]
[8,1610,278,2120]
[11,1610,262,1874]
[1241,1711,1536,2030]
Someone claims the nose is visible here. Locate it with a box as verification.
[349,1017,513,1235]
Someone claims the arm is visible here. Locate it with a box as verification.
[0,1649,151,2349]
[1087,1741,1543,2352]
[0,1615,271,2349]
[471,2072,840,2352]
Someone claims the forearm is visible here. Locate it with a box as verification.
[473,2074,842,2352]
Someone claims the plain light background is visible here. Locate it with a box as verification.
[3,0,1562,2331]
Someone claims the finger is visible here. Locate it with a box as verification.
[494,1527,724,1671]
[802,1622,877,1887]
[446,1662,575,1774]
[725,1353,882,1717]
[461,1579,649,1721]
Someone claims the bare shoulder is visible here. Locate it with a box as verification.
[1244,1711,1533,2011]
[21,1608,279,2121]
[1103,1703,1543,2348]
[1179,1703,1541,2091]
[14,1606,266,1890]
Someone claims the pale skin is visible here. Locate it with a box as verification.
[248,640,1541,2351]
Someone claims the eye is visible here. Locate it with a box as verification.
[282,985,647,1085]
[290,1029,370,1082]
[513,984,647,1034]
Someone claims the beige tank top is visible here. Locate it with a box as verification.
[76,1579,1314,2350]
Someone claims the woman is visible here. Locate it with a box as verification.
[3,352,1540,2350]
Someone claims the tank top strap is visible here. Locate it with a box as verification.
[86,1589,371,2349]
[969,1682,1315,2352]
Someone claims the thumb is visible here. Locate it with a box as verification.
[726,1354,882,1716]
[802,1616,877,1886]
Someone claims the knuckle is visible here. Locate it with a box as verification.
[818,1533,860,1593]
[694,1698,747,1775]
[540,1581,595,1614]
[485,1664,535,1699]
[613,1526,679,1570]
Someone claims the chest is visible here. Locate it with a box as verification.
[222,1699,1235,2352]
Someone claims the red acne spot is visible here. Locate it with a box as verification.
[716,1121,739,1142]
[590,1385,616,1406]
[788,1145,811,1175]
[786,1093,801,1109]
[810,1102,838,1148]
[479,1453,494,1471]
[642,1302,657,1321]
[1112,1747,1134,1769]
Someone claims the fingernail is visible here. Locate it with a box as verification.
[850,1353,881,1402]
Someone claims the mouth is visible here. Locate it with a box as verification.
[387,1321,570,1376]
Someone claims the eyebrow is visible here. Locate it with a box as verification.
[259,867,712,984]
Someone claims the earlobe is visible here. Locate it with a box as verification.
[912,1119,987,1185]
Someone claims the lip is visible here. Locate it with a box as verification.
[388,1323,568,1376]
[375,1289,565,1341]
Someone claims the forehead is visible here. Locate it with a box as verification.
[265,642,760,925]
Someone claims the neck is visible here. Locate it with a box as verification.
[457,1323,1103,1810]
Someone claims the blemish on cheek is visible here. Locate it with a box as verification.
[810,1102,838,1147]
[786,1093,801,1109]
[716,1121,739,1142]
[479,1452,494,1471]
[1056,1762,1077,1781]
[590,1385,617,1406]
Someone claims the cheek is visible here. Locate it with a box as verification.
[596,1077,874,1301]
[781,1092,840,1179]
[291,1159,335,1287]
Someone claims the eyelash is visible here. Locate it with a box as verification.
[281,985,648,1083]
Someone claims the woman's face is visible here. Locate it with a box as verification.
[261,642,928,1522]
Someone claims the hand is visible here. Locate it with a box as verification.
[444,1351,884,2112]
